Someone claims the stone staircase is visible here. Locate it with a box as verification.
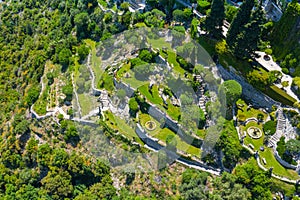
[268,107,285,148]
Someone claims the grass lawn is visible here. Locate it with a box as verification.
[242,121,264,150]
[85,39,103,87]
[122,71,149,89]
[196,129,206,139]
[241,120,299,180]
[139,113,162,137]
[265,85,296,106]
[105,111,143,145]
[33,85,50,115]
[167,51,185,75]
[78,93,94,116]
[166,99,181,121]
[139,113,201,157]
[236,99,268,121]
[138,84,163,105]
[116,63,131,79]
[147,37,172,50]
[260,148,299,180]
[157,128,201,157]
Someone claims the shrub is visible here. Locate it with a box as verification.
[282,68,289,74]
[265,48,272,55]
[263,120,276,135]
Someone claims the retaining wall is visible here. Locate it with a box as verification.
[274,150,297,170]
[216,64,279,110]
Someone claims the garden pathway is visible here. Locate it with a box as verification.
[255,51,299,102]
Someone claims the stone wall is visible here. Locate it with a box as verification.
[113,78,135,97]
[135,123,220,173]
[216,64,279,110]
[274,150,297,170]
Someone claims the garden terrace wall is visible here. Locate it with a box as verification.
[273,150,297,170]
[113,78,203,147]
[216,64,278,110]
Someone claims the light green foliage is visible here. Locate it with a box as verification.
[219,80,242,105]
[217,120,242,169]
[225,5,238,23]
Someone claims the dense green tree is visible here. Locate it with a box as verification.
[58,48,72,67]
[179,169,209,200]
[41,169,74,199]
[225,5,238,23]
[146,0,159,9]
[211,172,251,199]
[235,158,272,199]
[74,12,90,39]
[62,84,73,101]
[13,120,29,135]
[173,9,185,22]
[46,72,54,85]
[247,70,270,91]
[159,0,175,20]
[286,139,300,157]
[226,0,255,48]
[232,6,265,59]
[203,0,225,39]
[129,97,139,117]
[190,18,199,39]
[25,86,40,107]
[219,80,242,105]
[216,120,242,169]
[263,120,276,135]
[78,44,90,63]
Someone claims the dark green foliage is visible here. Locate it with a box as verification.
[286,139,300,157]
[225,5,238,23]
[235,158,272,199]
[197,0,211,14]
[263,120,276,135]
[158,0,175,19]
[62,84,73,102]
[180,169,209,199]
[78,44,90,63]
[13,120,29,135]
[138,49,156,63]
[277,137,286,156]
[74,12,90,39]
[216,120,242,169]
[210,172,251,199]
[46,72,54,85]
[226,0,255,48]
[25,86,41,107]
[144,9,166,28]
[271,0,300,65]
[232,6,265,59]
[203,0,225,39]
[58,48,72,67]
[129,97,139,117]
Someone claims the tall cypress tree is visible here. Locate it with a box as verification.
[204,0,225,39]
[226,0,255,48]
[233,6,265,59]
